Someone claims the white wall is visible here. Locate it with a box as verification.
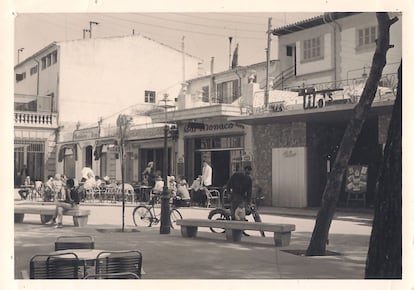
[56,35,201,124]
[14,46,60,101]
[338,12,402,81]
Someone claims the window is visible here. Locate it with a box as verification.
[52,50,58,64]
[216,79,239,104]
[145,90,156,103]
[286,46,293,56]
[357,26,376,48]
[303,36,322,61]
[46,54,51,67]
[30,65,38,76]
[41,50,58,70]
[41,57,46,70]
[202,86,209,102]
[15,72,26,82]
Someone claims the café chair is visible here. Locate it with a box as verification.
[29,252,80,279]
[205,188,221,208]
[95,250,143,278]
[55,235,95,251]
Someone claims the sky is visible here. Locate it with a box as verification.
[14,12,322,73]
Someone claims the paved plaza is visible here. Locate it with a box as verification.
[12,203,376,283]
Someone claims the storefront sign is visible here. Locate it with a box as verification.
[183,122,244,135]
[283,149,297,158]
[107,145,120,153]
[73,127,100,141]
[127,127,164,140]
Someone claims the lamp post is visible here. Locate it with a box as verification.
[159,94,174,234]
[117,114,132,232]
[17,48,24,64]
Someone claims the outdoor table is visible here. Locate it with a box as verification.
[49,249,109,278]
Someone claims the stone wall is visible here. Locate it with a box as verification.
[252,121,307,205]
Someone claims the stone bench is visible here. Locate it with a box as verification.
[14,203,91,227]
[176,219,295,247]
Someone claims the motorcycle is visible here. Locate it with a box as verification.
[207,195,265,237]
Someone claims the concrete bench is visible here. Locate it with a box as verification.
[176,219,295,247]
[14,203,91,227]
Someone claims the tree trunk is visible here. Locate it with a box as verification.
[306,13,399,256]
[365,61,402,278]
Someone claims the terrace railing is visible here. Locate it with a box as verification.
[14,111,58,129]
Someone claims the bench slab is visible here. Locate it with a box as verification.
[176,219,295,247]
[14,203,90,227]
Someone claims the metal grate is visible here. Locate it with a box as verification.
[14,140,45,153]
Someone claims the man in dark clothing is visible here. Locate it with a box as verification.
[226,166,253,220]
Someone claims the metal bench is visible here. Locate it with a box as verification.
[14,203,91,227]
[176,218,295,247]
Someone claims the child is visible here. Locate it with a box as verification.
[234,201,247,221]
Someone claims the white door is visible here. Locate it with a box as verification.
[272,147,307,207]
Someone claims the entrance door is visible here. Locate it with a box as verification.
[85,145,93,169]
[272,147,307,207]
[211,151,230,187]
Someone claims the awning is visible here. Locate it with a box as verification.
[94,138,119,160]
[58,143,78,162]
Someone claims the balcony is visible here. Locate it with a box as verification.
[14,94,58,129]
[14,111,58,129]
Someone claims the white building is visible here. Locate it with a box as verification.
[14,34,203,182]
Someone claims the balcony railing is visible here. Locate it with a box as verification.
[14,111,58,129]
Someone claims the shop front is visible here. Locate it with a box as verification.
[182,119,252,187]
[231,103,393,208]
[125,126,173,184]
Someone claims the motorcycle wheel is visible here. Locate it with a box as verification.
[208,208,230,233]
[252,211,265,237]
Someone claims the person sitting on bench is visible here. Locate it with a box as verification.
[51,178,81,228]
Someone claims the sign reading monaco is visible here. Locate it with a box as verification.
[183,121,244,135]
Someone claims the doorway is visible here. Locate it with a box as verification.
[211,151,230,187]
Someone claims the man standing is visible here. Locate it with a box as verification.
[201,160,212,187]
[201,160,213,207]
[226,165,253,220]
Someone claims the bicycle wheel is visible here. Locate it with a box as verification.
[133,206,153,227]
[207,208,230,233]
[169,208,182,229]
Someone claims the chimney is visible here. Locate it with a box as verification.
[210,57,214,75]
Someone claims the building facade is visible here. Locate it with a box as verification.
[14,34,203,183]
[149,60,278,186]
[231,12,402,208]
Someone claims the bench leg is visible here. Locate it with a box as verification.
[14,213,24,223]
[181,226,198,238]
[273,232,291,247]
[40,215,53,224]
[73,216,88,227]
[226,229,242,242]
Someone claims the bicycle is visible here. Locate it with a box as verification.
[132,194,183,229]
[207,192,265,237]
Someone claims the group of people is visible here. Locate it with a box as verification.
[18,160,253,228]
[141,160,213,207]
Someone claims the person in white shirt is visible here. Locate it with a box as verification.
[152,176,164,194]
[201,160,212,187]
